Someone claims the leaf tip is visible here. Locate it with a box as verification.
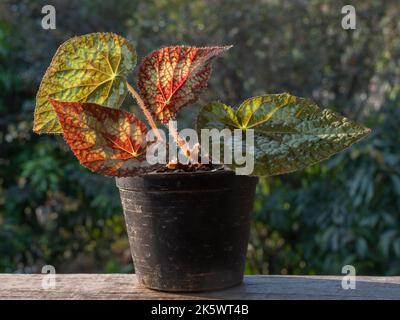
[32,125,41,134]
[361,126,372,139]
[217,45,233,55]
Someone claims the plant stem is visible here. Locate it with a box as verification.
[126,82,193,162]
[126,82,163,141]
[168,121,193,160]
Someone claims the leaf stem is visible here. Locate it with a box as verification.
[168,121,193,161]
[126,81,193,162]
[126,82,163,141]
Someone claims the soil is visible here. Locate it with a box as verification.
[154,162,226,173]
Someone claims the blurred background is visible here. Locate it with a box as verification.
[1,0,399,275]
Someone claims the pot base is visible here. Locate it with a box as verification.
[116,170,258,292]
[136,266,245,292]
[140,279,243,293]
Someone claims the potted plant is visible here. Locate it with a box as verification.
[33,32,370,292]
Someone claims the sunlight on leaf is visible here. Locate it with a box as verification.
[33,33,137,134]
[197,93,371,176]
[49,99,153,176]
[138,46,231,124]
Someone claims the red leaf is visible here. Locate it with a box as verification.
[49,99,151,176]
[138,46,231,124]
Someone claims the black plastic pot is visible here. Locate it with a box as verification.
[115,170,258,292]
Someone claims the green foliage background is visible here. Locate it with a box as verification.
[1,0,399,275]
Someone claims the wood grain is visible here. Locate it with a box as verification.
[0,274,399,300]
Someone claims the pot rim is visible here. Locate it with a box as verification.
[115,168,259,191]
[119,169,259,179]
[138,168,232,177]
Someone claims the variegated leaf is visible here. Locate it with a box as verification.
[49,99,152,176]
[138,46,231,124]
[197,93,371,176]
[34,33,137,134]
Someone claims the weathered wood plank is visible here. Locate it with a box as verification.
[0,274,399,300]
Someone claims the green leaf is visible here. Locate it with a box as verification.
[196,101,241,130]
[33,32,137,134]
[197,93,371,176]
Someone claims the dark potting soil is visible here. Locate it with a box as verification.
[154,162,226,174]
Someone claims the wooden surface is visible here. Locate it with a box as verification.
[0,274,399,300]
